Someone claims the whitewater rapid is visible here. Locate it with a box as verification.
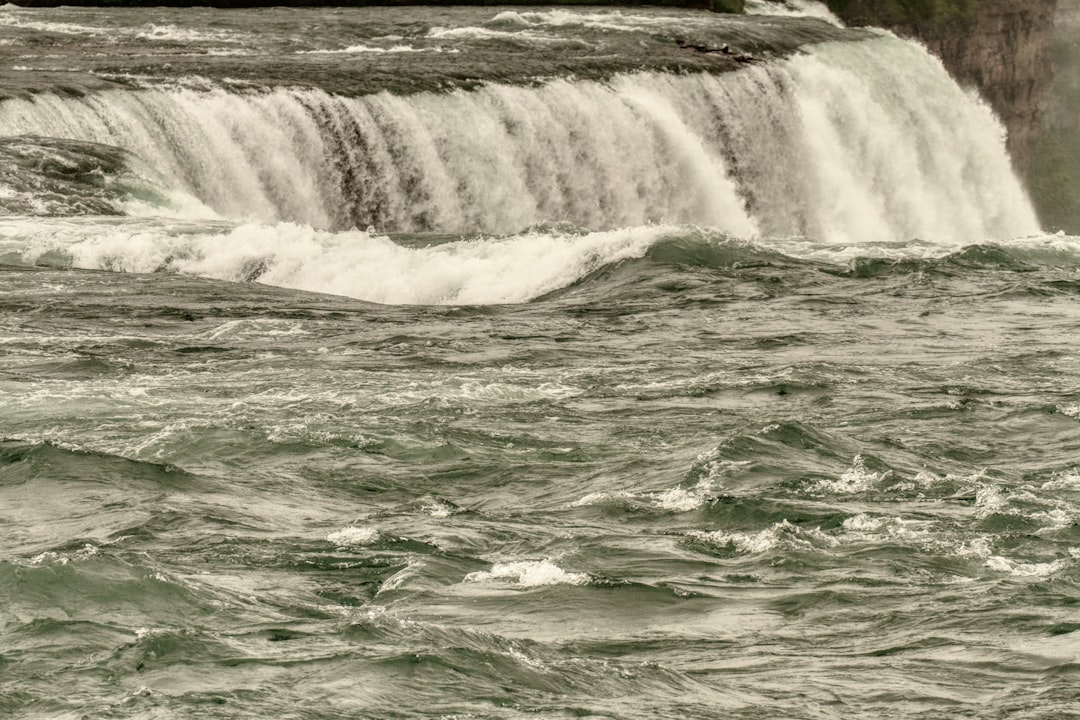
[4,215,1077,305]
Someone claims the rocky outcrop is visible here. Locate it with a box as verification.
[828,0,1058,176]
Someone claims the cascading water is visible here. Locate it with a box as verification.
[0,33,1038,245]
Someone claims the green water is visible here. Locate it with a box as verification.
[3,234,1080,718]
[1,5,1078,719]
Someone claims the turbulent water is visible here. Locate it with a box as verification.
[2,4,1079,719]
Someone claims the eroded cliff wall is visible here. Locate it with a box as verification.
[828,0,1057,177]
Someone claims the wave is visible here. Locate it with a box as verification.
[0,438,201,490]
[297,43,443,55]
[0,218,670,304]
[486,9,717,32]
[464,559,590,588]
[0,6,245,44]
[744,0,842,25]
[425,25,562,43]
[1,216,1077,305]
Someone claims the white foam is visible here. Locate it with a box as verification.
[954,536,993,559]
[194,318,308,342]
[135,627,168,640]
[0,219,670,305]
[688,527,782,554]
[1042,470,1080,491]
[744,0,842,25]
[453,380,579,403]
[426,25,558,42]
[421,500,456,518]
[974,485,1017,518]
[0,13,243,44]
[908,469,988,490]
[0,13,107,36]
[326,526,379,546]
[1033,507,1074,531]
[649,480,714,512]
[268,418,369,448]
[811,455,889,494]
[569,490,635,508]
[133,23,243,44]
[299,44,432,55]
[569,475,715,512]
[488,9,712,32]
[464,559,588,587]
[688,520,834,554]
[1057,403,1080,420]
[27,543,100,566]
[985,555,1069,578]
[841,514,891,533]
[840,513,934,542]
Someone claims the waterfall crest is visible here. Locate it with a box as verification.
[0,33,1039,244]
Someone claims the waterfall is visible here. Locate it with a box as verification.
[0,33,1039,245]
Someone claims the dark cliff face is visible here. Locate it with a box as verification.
[828,0,1058,178]
[1029,0,1080,232]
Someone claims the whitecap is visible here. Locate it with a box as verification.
[811,455,889,494]
[840,513,935,543]
[135,627,169,640]
[488,9,711,32]
[464,559,588,587]
[1057,403,1080,420]
[421,500,457,518]
[298,44,430,55]
[985,555,1069,578]
[649,484,711,512]
[1042,470,1080,491]
[2,219,671,305]
[744,0,843,25]
[568,490,634,508]
[974,485,1014,518]
[27,543,100,566]
[426,26,558,42]
[326,526,379,546]
[133,23,242,44]
[687,527,782,554]
[687,520,835,555]
[569,475,715,512]
[954,536,993,559]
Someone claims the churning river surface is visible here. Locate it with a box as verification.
[1,3,1079,719]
